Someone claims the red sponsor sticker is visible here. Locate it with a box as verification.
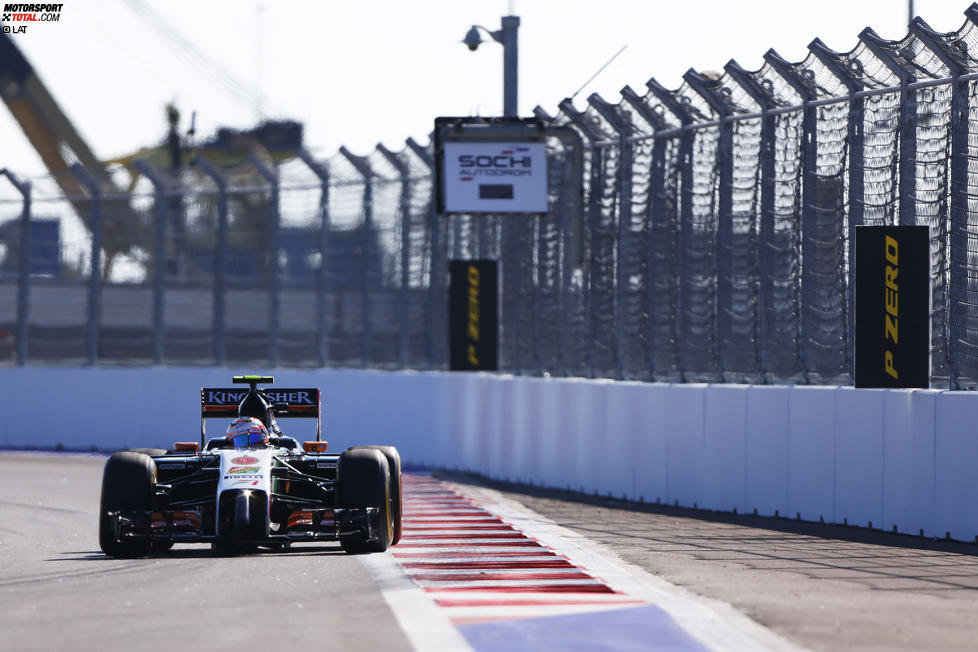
[231,455,259,465]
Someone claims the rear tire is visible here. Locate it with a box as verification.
[339,448,391,554]
[349,446,402,546]
[99,452,156,558]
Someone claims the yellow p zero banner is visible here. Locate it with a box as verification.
[449,260,498,371]
[855,226,930,388]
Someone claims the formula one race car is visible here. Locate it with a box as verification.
[98,375,402,558]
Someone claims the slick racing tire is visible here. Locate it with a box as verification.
[99,452,156,558]
[348,445,402,546]
[338,448,392,554]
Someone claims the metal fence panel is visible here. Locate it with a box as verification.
[5,11,978,389]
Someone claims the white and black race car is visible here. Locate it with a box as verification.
[98,375,402,558]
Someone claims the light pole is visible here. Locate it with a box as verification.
[462,15,520,117]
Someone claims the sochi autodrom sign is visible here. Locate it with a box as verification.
[441,141,548,214]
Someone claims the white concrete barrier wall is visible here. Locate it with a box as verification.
[1,368,975,541]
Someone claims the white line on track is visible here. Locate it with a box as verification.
[358,548,474,652]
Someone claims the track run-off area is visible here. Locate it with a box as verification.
[2,453,977,651]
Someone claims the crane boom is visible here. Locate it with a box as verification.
[0,32,118,195]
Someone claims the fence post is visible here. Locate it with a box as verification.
[193,157,228,366]
[912,18,968,389]
[879,27,939,385]
[529,111,552,377]
[134,160,168,365]
[532,204,544,377]
[405,137,439,370]
[861,33,933,368]
[533,107,588,376]
[860,29,915,227]
[685,70,732,383]
[298,150,331,368]
[248,155,282,369]
[588,93,632,381]
[533,106,564,376]
[70,164,102,366]
[811,38,863,383]
[622,86,674,380]
[763,51,814,384]
[377,143,412,369]
[0,169,31,366]
[340,146,375,368]
[477,215,491,261]
[726,60,783,381]
[559,98,606,378]
[647,79,694,381]
[540,106,575,378]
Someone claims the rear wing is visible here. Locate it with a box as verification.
[200,387,322,444]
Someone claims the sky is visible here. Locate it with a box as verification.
[0,0,972,179]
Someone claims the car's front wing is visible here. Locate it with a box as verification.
[104,507,385,545]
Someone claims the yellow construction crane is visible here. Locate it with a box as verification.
[0,32,119,198]
[0,31,302,279]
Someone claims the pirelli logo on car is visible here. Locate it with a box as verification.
[855,226,930,388]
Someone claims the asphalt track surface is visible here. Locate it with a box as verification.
[0,453,411,652]
[3,453,978,651]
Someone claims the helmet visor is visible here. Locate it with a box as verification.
[230,431,266,447]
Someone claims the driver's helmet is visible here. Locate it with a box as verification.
[225,416,269,448]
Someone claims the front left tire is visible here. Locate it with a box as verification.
[99,452,156,558]
[338,448,392,554]
[348,445,402,545]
